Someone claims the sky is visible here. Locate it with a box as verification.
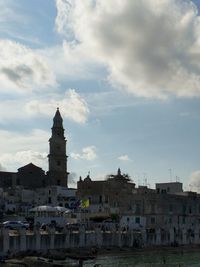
[1,0,200,190]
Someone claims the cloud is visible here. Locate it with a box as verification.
[0,40,56,92]
[68,172,77,186]
[71,146,97,160]
[0,129,49,171]
[118,155,131,161]
[55,0,200,98]
[189,170,200,192]
[0,150,47,171]
[25,89,89,124]
[0,163,6,171]
[55,0,73,37]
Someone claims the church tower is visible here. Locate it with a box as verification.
[47,108,68,187]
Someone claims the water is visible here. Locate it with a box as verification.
[83,249,200,267]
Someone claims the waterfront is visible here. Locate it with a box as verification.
[83,249,200,267]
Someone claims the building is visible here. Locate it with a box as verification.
[0,171,16,188]
[156,182,183,194]
[47,108,69,187]
[17,163,46,189]
[77,168,136,216]
[77,173,200,242]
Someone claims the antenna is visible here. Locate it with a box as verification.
[143,173,147,186]
[175,176,180,182]
[168,169,172,182]
[189,184,192,191]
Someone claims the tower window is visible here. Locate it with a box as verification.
[99,195,102,204]
[135,217,140,224]
[57,179,61,186]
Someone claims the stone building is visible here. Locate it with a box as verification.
[47,108,69,187]
[17,163,46,189]
[156,182,183,194]
[77,172,200,243]
[77,168,136,215]
[0,171,16,188]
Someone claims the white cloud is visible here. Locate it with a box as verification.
[55,0,200,98]
[0,129,49,171]
[0,163,6,171]
[68,172,77,186]
[118,155,131,161]
[55,0,73,37]
[71,146,97,160]
[0,40,56,92]
[189,170,200,192]
[0,150,47,171]
[25,89,89,124]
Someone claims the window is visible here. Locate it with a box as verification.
[151,203,155,213]
[57,179,61,186]
[189,206,192,214]
[169,204,173,212]
[48,197,52,204]
[135,217,140,224]
[136,204,140,214]
[99,195,102,204]
[57,161,61,166]
[89,197,92,204]
[151,217,155,224]
[182,205,186,214]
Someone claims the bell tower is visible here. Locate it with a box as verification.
[47,108,68,187]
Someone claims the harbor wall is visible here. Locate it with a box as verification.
[0,227,199,255]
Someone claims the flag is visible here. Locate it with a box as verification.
[81,199,90,208]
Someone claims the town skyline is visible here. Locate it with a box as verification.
[1,0,200,190]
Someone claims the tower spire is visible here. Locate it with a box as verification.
[53,107,63,128]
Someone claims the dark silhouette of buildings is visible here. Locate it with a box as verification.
[17,163,46,189]
[0,108,68,189]
[47,108,68,187]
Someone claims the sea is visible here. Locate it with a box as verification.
[83,248,200,267]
